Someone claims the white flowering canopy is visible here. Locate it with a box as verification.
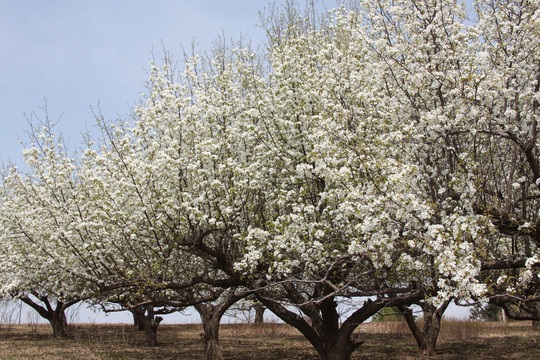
[0,2,538,354]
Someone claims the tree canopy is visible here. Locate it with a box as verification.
[0,1,538,359]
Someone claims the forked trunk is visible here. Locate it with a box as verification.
[20,295,77,339]
[143,321,159,347]
[254,287,424,360]
[194,291,244,360]
[138,305,163,346]
[143,316,159,346]
[398,300,450,356]
[255,292,372,360]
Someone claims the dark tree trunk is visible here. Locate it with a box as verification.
[142,317,162,347]
[253,304,265,325]
[138,305,163,346]
[255,292,370,360]
[199,308,223,360]
[316,297,362,360]
[194,291,244,360]
[317,333,363,360]
[255,287,424,360]
[50,309,67,338]
[398,299,451,356]
[130,306,146,331]
[20,295,78,339]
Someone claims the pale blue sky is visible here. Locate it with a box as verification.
[0,0,275,166]
[0,0,473,167]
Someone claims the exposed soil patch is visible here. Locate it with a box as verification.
[0,321,537,359]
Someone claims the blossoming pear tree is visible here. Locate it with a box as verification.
[466,0,540,320]
[74,44,264,357]
[0,115,85,338]
[97,1,536,359]
[194,1,536,358]
[357,0,540,322]
[0,1,537,359]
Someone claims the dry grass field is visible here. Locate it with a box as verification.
[0,320,538,359]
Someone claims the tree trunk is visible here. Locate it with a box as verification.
[195,303,225,360]
[142,318,161,347]
[130,306,146,331]
[421,300,448,356]
[194,291,244,360]
[20,295,78,339]
[254,304,265,325]
[399,299,450,357]
[50,309,67,338]
[254,291,372,360]
[420,329,438,357]
[319,349,352,360]
[253,285,424,360]
[318,336,362,360]
[140,317,162,346]
[201,313,223,360]
[138,305,162,346]
[316,299,363,360]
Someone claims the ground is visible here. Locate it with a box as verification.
[0,321,538,359]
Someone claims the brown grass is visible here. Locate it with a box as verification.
[0,320,537,359]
